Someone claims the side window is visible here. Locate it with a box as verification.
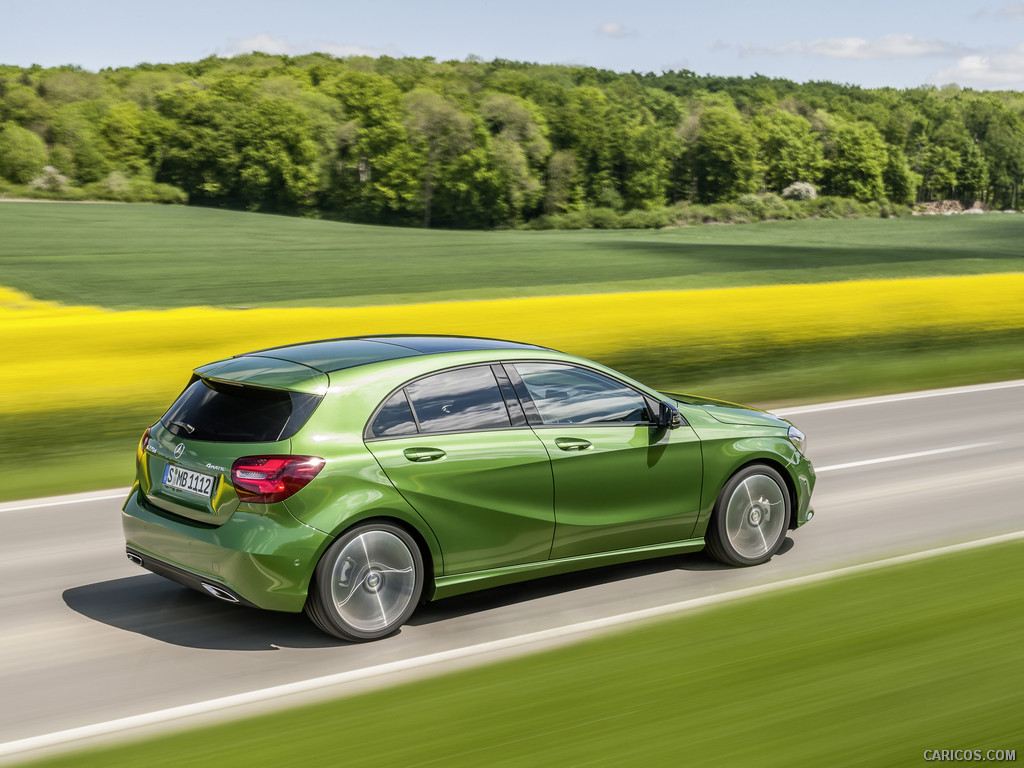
[369,390,418,438]
[512,363,651,425]
[405,366,512,434]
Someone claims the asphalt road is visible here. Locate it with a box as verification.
[1,380,1022,760]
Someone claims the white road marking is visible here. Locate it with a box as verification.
[2,528,1023,761]
[815,443,996,473]
[773,379,1024,417]
[0,490,129,514]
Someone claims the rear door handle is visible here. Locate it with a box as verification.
[403,447,447,462]
[554,437,593,452]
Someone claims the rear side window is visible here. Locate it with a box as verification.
[369,390,418,438]
[406,366,512,434]
[161,378,321,443]
[366,365,517,439]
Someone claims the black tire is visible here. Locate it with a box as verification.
[705,464,790,567]
[305,522,424,642]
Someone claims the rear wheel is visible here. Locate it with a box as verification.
[705,465,790,567]
[305,522,424,642]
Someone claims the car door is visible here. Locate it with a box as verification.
[507,361,703,560]
[364,364,555,575]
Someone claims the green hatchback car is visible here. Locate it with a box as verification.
[123,335,815,641]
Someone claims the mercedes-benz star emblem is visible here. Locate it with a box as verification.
[174,443,185,458]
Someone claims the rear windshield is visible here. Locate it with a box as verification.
[161,377,322,443]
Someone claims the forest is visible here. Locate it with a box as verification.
[1,53,1023,227]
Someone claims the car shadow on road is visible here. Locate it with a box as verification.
[407,545,761,628]
[63,539,795,648]
[62,574,337,651]
[409,537,796,627]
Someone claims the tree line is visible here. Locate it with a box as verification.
[1,54,1023,227]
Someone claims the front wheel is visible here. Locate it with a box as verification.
[705,465,790,567]
[305,522,424,642]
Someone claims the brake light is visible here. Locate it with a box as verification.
[136,428,152,469]
[231,455,325,504]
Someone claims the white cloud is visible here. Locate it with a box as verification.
[932,44,1024,87]
[814,35,956,58]
[997,2,1024,18]
[770,41,805,56]
[314,41,399,58]
[597,21,636,39]
[225,33,293,56]
[741,34,967,60]
[222,34,397,59]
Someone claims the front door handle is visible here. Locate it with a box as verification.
[554,437,593,452]
[403,447,447,462]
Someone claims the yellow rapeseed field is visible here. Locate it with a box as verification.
[2,273,1022,415]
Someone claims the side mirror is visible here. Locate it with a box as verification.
[657,401,682,430]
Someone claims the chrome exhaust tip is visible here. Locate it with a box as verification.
[126,552,144,566]
[201,582,241,604]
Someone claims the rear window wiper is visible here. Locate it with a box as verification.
[170,420,196,434]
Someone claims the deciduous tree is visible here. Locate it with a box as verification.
[689,106,759,202]
[0,123,47,183]
[824,120,886,202]
[403,89,476,227]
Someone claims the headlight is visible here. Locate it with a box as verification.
[787,425,807,457]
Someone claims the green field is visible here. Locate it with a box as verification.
[2,204,1023,501]
[18,538,1024,768]
[2,203,1024,308]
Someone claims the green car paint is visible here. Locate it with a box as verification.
[674,401,815,529]
[366,430,555,573]
[122,335,815,641]
[195,356,330,395]
[122,481,327,612]
[538,422,704,559]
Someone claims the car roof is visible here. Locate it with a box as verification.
[240,335,551,374]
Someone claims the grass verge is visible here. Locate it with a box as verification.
[0,406,151,502]
[17,538,1024,768]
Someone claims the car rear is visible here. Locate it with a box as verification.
[122,359,333,612]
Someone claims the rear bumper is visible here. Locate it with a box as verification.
[121,488,330,612]
[126,546,258,607]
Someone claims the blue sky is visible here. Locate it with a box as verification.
[4,0,1024,90]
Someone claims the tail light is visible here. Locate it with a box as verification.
[231,455,325,504]
[136,428,152,469]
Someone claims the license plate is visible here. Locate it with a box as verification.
[163,464,216,498]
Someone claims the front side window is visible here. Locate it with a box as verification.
[512,363,651,425]
[405,366,512,434]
